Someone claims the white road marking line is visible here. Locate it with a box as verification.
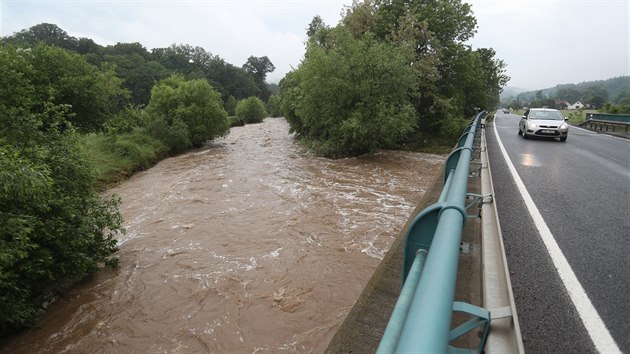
[492,117,621,353]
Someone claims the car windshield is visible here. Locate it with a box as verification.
[529,110,564,120]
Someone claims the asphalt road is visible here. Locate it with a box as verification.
[487,111,630,353]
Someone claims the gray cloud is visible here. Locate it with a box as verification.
[467,0,629,90]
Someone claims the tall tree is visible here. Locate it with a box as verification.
[242,55,275,85]
[24,43,128,131]
[242,55,275,100]
[206,60,261,100]
[103,43,168,105]
[372,0,477,45]
[282,0,509,153]
[151,44,213,79]
[286,28,418,156]
[2,23,77,50]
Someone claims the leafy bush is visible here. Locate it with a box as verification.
[0,45,123,335]
[146,117,190,154]
[228,116,245,127]
[0,126,123,335]
[601,102,630,114]
[267,94,282,117]
[439,115,469,141]
[25,44,128,132]
[235,96,267,124]
[146,75,229,153]
[104,106,148,134]
[566,109,586,124]
[285,28,418,156]
[279,70,304,134]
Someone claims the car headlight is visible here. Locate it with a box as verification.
[559,122,568,130]
[528,121,538,129]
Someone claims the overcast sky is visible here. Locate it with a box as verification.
[1,0,628,90]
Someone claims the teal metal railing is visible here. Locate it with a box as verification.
[586,113,630,123]
[377,111,489,353]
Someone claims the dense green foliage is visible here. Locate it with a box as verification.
[224,95,237,116]
[146,76,229,153]
[101,42,169,105]
[601,100,630,114]
[288,28,418,156]
[281,0,509,156]
[0,45,123,334]
[3,23,273,105]
[267,94,282,117]
[242,56,276,101]
[13,44,128,132]
[235,97,267,124]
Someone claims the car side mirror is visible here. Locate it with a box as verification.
[564,117,568,121]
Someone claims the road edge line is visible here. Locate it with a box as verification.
[492,115,621,353]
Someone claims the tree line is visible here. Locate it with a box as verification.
[2,23,276,112]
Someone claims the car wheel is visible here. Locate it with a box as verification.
[560,137,567,142]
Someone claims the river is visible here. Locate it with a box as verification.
[2,118,444,353]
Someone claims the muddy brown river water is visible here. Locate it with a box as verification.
[3,118,444,353]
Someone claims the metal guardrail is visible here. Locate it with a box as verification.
[376,112,523,353]
[585,113,630,124]
[582,114,630,134]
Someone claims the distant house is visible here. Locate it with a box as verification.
[555,99,570,109]
[567,101,585,110]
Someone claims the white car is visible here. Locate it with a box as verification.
[518,108,569,142]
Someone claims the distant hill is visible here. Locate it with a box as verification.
[505,76,630,104]
[500,86,527,100]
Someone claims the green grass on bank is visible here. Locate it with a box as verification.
[80,116,262,191]
[560,109,598,124]
[79,128,168,190]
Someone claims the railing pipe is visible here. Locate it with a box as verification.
[375,249,428,354]
[392,113,481,352]
[438,169,455,203]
